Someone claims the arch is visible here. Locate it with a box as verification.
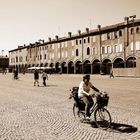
[68,61,74,74]
[126,57,136,68]
[102,59,112,74]
[50,63,54,67]
[28,64,31,67]
[55,62,61,73]
[25,64,27,68]
[40,63,43,67]
[83,60,91,74]
[113,58,124,68]
[75,60,82,74]
[44,63,48,67]
[61,61,67,74]
[92,59,100,74]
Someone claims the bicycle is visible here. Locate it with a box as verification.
[69,87,112,130]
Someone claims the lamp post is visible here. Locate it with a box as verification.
[129,15,136,68]
[97,25,102,74]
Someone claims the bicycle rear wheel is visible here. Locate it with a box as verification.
[73,103,85,121]
[94,107,111,129]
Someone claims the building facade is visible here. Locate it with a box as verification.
[9,17,140,76]
[0,56,9,73]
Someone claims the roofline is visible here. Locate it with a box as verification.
[9,19,140,52]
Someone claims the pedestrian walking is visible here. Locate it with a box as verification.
[109,69,114,78]
[34,69,39,86]
[13,68,18,80]
[42,70,48,86]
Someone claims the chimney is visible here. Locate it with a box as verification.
[124,16,129,25]
[97,24,101,30]
[55,35,59,41]
[85,28,89,33]
[78,30,81,35]
[68,32,72,38]
[48,37,51,42]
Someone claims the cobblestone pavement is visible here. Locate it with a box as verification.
[0,73,140,140]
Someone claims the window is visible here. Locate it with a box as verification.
[136,27,140,33]
[130,28,134,35]
[79,40,82,44]
[102,34,106,41]
[119,44,123,52]
[76,40,78,45]
[87,37,90,43]
[40,55,42,60]
[58,52,60,58]
[107,46,112,53]
[113,45,117,53]
[76,49,79,56]
[102,47,105,54]
[105,46,107,53]
[131,42,133,50]
[87,47,90,55]
[84,39,86,43]
[93,48,95,54]
[114,31,118,38]
[19,56,23,62]
[136,41,140,50]
[44,54,46,59]
[119,30,122,37]
[116,45,120,53]
[16,56,18,62]
[107,33,111,39]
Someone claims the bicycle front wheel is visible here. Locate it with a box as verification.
[94,108,111,129]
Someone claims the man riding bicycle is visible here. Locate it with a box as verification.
[78,74,100,120]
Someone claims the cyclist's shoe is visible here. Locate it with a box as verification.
[86,116,90,120]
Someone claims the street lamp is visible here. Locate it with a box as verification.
[129,15,136,68]
[97,25,102,74]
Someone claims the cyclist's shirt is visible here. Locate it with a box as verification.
[78,81,93,98]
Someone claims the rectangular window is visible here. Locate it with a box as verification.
[84,39,86,43]
[107,46,112,53]
[93,48,95,54]
[131,42,134,50]
[76,40,78,45]
[119,44,123,52]
[102,47,105,54]
[136,41,140,50]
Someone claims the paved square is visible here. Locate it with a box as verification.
[0,73,140,140]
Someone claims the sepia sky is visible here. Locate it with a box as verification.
[0,0,140,55]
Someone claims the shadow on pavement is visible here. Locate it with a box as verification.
[110,122,138,133]
[38,85,57,87]
[90,121,137,133]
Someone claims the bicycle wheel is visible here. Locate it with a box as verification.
[73,103,85,121]
[94,108,111,129]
